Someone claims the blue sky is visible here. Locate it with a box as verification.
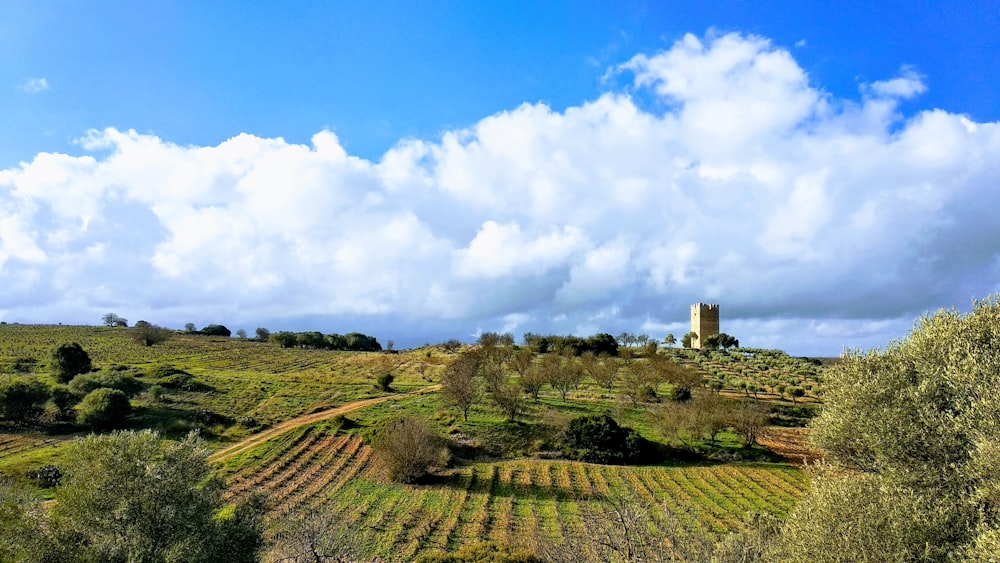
[1,1,999,354]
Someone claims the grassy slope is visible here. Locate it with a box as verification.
[0,325,815,558]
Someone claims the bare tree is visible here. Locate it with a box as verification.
[441,352,479,420]
[269,510,366,563]
[543,354,575,401]
[539,491,714,562]
[520,363,547,400]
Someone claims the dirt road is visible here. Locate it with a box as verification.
[207,384,441,464]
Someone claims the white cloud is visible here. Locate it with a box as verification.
[18,77,49,93]
[1,31,998,354]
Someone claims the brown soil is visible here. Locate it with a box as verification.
[757,426,824,466]
[207,384,440,464]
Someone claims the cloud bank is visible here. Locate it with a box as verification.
[2,32,998,354]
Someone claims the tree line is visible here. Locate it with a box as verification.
[268,330,382,352]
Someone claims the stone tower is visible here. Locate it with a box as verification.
[690,303,720,349]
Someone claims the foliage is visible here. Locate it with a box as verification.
[253,327,270,342]
[76,388,132,430]
[376,372,395,391]
[768,297,1000,559]
[0,378,50,424]
[101,312,128,327]
[373,416,448,483]
[521,332,618,356]
[201,324,232,337]
[50,342,92,383]
[561,414,653,465]
[131,320,172,346]
[47,430,265,563]
[681,331,696,348]
[269,330,382,351]
[704,332,740,350]
[766,469,973,562]
[68,368,141,396]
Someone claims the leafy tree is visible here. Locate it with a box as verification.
[48,430,265,562]
[562,415,652,465]
[101,313,127,327]
[681,331,696,349]
[664,333,677,347]
[201,324,232,337]
[50,342,92,383]
[254,327,270,342]
[235,328,247,339]
[763,297,1000,560]
[184,322,196,332]
[76,388,131,430]
[270,331,298,348]
[704,332,739,350]
[373,416,447,483]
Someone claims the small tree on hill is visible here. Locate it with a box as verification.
[101,313,128,327]
[441,352,478,420]
[50,343,92,383]
[254,327,270,342]
[681,332,696,349]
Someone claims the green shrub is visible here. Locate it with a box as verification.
[76,388,131,430]
[562,414,653,465]
[145,364,187,380]
[0,378,50,424]
[376,372,394,392]
[50,342,92,383]
[69,370,141,397]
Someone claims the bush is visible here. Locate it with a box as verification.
[0,379,50,424]
[76,388,131,430]
[68,370,141,397]
[130,321,171,346]
[376,373,394,392]
[374,416,448,483]
[50,343,91,383]
[200,324,231,337]
[562,415,653,465]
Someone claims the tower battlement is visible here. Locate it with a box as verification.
[690,303,720,349]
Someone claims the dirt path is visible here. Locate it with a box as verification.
[208,384,441,464]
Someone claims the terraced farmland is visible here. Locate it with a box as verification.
[221,423,808,561]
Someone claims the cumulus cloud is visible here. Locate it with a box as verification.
[1,31,998,354]
[18,77,49,93]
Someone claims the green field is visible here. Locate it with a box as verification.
[0,324,816,560]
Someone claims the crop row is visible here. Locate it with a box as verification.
[224,429,807,560]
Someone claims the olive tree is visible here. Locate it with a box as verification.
[761,297,1000,560]
[33,430,265,563]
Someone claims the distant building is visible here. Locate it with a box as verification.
[690,303,719,349]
